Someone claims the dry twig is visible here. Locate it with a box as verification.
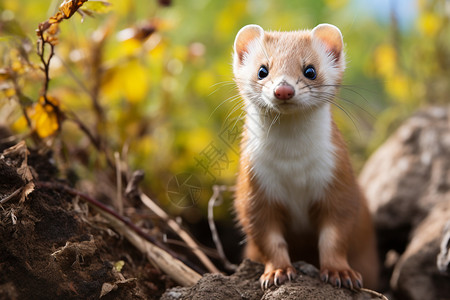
[0,188,22,205]
[208,185,237,272]
[124,170,219,273]
[360,288,390,300]
[114,152,123,214]
[103,212,202,287]
[139,192,220,274]
[36,181,202,286]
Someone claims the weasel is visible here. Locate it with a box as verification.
[232,24,379,290]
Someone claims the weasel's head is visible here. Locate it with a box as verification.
[233,24,346,114]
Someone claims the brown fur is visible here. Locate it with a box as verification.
[233,24,379,290]
[235,118,379,289]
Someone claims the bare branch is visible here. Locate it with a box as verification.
[0,188,22,205]
[139,192,220,274]
[114,152,123,215]
[103,211,202,286]
[35,181,202,286]
[208,185,238,272]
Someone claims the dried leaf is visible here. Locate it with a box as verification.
[17,159,33,182]
[99,278,135,298]
[0,68,12,81]
[47,23,60,36]
[59,0,88,19]
[20,182,35,203]
[1,141,29,163]
[48,12,64,24]
[158,0,172,6]
[37,21,51,34]
[99,282,117,298]
[11,210,17,225]
[0,141,35,203]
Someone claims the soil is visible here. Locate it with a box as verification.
[161,260,384,300]
[0,141,176,300]
[0,140,387,300]
[2,107,447,299]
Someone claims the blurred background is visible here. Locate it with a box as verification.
[0,0,449,225]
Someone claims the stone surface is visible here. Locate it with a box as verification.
[359,106,450,266]
[359,106,450,299]
[161,260,384,300]
[390,201,450,300]
[360,106,450,233]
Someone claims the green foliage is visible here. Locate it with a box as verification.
[0,0,448,218]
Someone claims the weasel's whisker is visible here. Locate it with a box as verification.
[319,90,375,120]
[223,102,245,125]
[208,81,238,97]
[267,112,280,138]
[209,94,242,120]
[230,110,246,133]
[310,93,360,137]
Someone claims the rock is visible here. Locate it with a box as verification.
[161,259,263,300]
[359,106,450,298]
[161,260,386,300]
[359,106,450,250]
[437,221,450,274]
[390,201,450,300]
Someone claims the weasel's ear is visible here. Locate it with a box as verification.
[312,24,343,62]
[233,24,264,66]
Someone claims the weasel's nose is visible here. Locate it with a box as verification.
[274,83,295,100]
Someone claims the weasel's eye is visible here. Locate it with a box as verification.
[303,66,317,80]
[258,65,269,80]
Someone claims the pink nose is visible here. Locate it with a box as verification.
[274,84,295,100]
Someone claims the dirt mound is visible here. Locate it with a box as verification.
[0,142,174,300]
[161,260,384,300]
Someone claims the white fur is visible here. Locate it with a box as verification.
[233,25,343,231]
[312,37,346,87]
[245,104,336,231]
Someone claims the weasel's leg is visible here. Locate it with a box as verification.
[249,229,296,290]
[318,223,363,289]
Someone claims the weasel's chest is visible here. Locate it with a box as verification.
[248,131,336,230]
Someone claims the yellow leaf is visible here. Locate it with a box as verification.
[418,12,442,37]
[81,1,112,14]
[29,96,60,138]
[122,60,149,103]
[373,44,397,78]
[2,87,15,98]
[114,260,125,272]
[101,66,121,101]
[325,0,348,9]
[215,2,246,37]
[185,128,214,155]
[121,39,142,56]
[147,39,166,61]
[194,70,216,96]
[101,60,149,103]
[133,135,155,158]
[385,75,412,102]
[12,115,28,133]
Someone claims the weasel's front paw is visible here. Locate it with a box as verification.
[320,267,363,290]
[260,265,296,290]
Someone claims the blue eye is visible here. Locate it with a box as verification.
[258,65,269,80]
[303,65,316,80]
